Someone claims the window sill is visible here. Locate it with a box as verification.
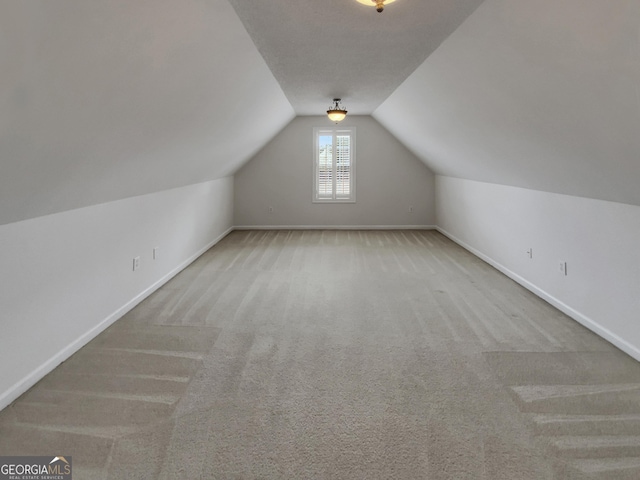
[312,199,356,204]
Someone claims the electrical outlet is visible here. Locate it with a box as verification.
[559,261,567,275]
[526,248,533,259]
[153,247,159,260]
[268,206,274,213]
[133,256,140,271]
[409,206,414,213]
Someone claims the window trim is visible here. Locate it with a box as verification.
[312,126,356,203]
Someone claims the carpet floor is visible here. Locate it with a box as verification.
[1,230,639,479]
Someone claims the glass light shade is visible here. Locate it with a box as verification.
[327,110,347,122]
[355,0,397,7]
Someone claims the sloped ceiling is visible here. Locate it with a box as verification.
[0,0,294,225]
[374,0,640,206]
[3,0,639,226]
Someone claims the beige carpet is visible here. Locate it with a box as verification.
[1,230,639,479]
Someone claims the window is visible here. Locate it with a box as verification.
[313,127,356,203]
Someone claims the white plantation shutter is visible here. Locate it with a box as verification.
[318,134,333,199]
[313,127,356,202]
[335,135,350,198]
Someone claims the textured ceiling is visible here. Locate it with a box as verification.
[227,0,485,115]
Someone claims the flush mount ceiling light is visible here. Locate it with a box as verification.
[356,0,397,13]
[327,98,348,123]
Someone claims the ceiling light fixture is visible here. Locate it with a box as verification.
[356,0,397,13]
[327,98,348,123]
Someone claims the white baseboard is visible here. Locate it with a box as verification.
[0,226,234,412]
[436,227,640,363]
[233,225,437,230]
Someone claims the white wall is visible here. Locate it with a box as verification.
[234,116,436,228]
[0,177,233,410]
[436,175,640,360]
